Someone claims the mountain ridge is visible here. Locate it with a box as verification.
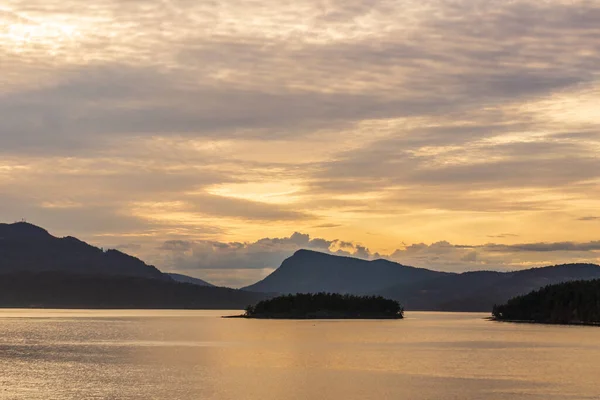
[3,222,600,312]
[0,271,267,309]
[167,273,215,287]
[378,263,600,311]
[0,222,165,279]
[0,222,267,309]
[243,249,452,294]
[242,249,600,312]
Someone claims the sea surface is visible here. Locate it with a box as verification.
[0,310,598,399]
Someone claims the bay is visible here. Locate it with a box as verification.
[1,310,598,399]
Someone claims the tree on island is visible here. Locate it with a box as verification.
[492,279,600,325]
[244,293,404,319]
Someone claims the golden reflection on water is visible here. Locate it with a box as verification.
[0,310,599,399]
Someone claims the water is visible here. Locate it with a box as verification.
[0,310,598,399]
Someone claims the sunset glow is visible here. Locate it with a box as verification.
[1,0,599,286]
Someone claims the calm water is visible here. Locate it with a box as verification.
[0,310,598,399]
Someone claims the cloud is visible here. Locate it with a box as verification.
[154,232,600,287]
[1,0,599,288]
[160,240,194,252]
[386,240,600,274]
[578,216,600,221]
[487,234,520,239]
[313,223,342,229]
[3,0,600,155]
[184,194,313,221]
[484,241,600,253]
[313,132,600,194]
[158,232,344,272]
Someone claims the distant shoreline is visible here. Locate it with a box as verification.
[223,314,403,319]
[488,317,600,327]
[0,306,244,310]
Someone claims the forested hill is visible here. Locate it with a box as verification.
[0,222,164,279]
[243,293,404,319]
[0,222,266,309]
[0,272,268,309]
[378,263,600,312]
[492,279,600,325]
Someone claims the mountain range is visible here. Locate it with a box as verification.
[0,222,266,309]
[0,222,164,279]
[245,250,600,312]
[378,264,600,311]
[2,222,600,312]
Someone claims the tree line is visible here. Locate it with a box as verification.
[492,279,600,324]
[245,293,404,319]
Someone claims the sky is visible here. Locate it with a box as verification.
[1,0,599,287]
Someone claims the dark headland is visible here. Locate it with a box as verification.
[230,293,404,319]
[492,279,600,326]
[0,222,268,309]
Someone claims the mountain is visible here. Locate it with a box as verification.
[492,279,600,325]
[379,263,600,312]
[5,222,600,312]
[0,222,270,309]
[167,273,215,287]
[242,249,451,294]
[241,249,600,312]
[0,271,268,309]
[0,222,164,279]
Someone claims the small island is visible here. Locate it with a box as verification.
[492,279,600,326]
[238,293,404,319]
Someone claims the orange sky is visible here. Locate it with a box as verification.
[1,0,599,286]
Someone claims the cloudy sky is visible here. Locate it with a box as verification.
[1,0,599,286]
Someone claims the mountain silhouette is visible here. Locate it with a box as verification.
[0,222,267,309]
[0,272,267,309]
[0,222,164,279]
[242,249,450,294]
[241,249,600,312]
[379,263,600,311]
[167,273,215,287]
[4,222,600,312]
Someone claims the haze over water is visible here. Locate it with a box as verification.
[1,310,598,399]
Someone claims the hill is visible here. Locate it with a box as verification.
[242,250,600,312]
[0,222,269,309]
[167,273,215,287]
[378,263,600,312]
[0,271,268,309]
[4,222,599,312]
[0,222,164,279]
[492,279,600,325]
[242,293,404,319]
[242,249,450,294]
